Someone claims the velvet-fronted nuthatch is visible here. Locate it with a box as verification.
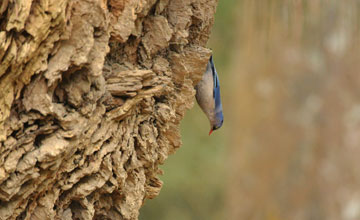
[195,55,224,135]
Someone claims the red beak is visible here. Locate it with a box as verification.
[209,129,213,135]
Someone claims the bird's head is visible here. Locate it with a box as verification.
[209,111,224,135]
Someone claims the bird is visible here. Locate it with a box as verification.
[195,55,224,135]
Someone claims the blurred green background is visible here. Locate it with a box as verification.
[141,1,360,220]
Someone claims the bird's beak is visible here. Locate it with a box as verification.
[209,129,213,135]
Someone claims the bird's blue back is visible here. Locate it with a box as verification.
[209,56,224,128]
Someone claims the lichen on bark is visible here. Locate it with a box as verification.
[0,0,217,219]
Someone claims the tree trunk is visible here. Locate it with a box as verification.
[0,0,217,219]
[226,1,360,219]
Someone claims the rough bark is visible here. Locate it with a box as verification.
[0,0,217,219]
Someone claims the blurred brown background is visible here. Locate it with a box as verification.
[141,1,360,219]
